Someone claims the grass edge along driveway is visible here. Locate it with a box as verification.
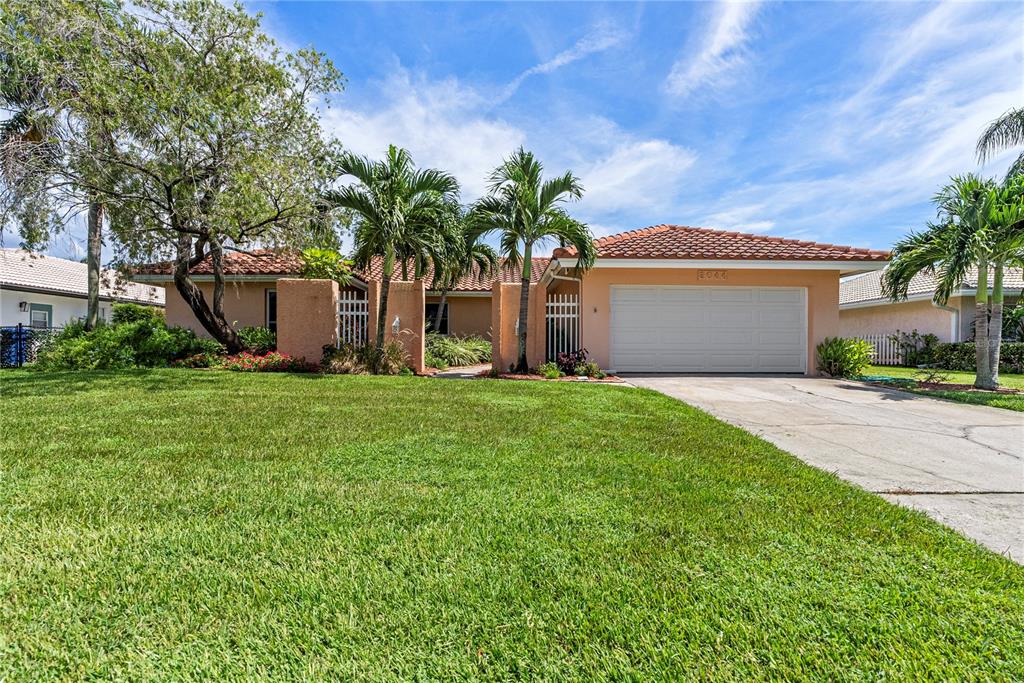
[1,370,1022,680]
[862,364,1024,412]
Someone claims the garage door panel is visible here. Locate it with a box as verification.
[610,286,806,373]
[758,289,803,304]
[709,288,754,304]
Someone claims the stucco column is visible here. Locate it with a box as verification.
[276,278,339,367]
[527,282,546,368]
[384,279,426,374]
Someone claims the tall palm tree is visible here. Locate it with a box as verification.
[882,174,1022,389]
[472,147,596,372]
[325,145,458,350]
[977,107,1024,179]
[430,203,498,333]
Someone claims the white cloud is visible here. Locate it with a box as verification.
[576,137,697,217]
[498,22,628,103]
[665,1,761,97]
[322,70,525,199]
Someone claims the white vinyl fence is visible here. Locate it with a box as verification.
[858,333,901,366]
[338,290,368,346]
[546,293,580,362]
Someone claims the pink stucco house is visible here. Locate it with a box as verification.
[840,268,1023,342]
[135,224,890,374]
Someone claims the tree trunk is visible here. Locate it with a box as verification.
[974,261,994,390]
[173,234,242,353]
[514,242,533,373]
[433,289,448,334]
[401,257,408,281]
[84,199,103,331]
[376,254,394,351]
[989,261,1004,387]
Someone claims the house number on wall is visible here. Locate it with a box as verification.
[698,270,728,281]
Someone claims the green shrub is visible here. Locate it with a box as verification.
[299,248,353,284]
[575,361,605,378]
[888,329,940,367]
[219,351,309,372]
[237,326,276,354]
[934,342,1024,374]
[321,341,409,375]
[424,333,491,368]
[537,361,562,379]
[111,303,164,325]
[33,315,221,370]
[816,337,874,378]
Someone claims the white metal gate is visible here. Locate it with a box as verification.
[546,293,580,361]
[338,290,368,346]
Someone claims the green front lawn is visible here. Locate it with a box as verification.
[863,365,1024,412]
[1,371,1021,679]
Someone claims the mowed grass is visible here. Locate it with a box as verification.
[864,365,1024,412]
[0,371,1022,681]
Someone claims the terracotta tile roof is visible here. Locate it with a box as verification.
[134,249,302,276]
[134,249,549,292]
[2,248,164,305]
[553,224,890,262]
[361,256,549,292]
[840,267,1024,306]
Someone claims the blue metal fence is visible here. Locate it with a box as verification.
[1,324,63,367]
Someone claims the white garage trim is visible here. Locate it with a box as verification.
[609,285,808,374]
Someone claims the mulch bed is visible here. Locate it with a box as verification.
[866,379,1022,395]
[915,381,1022,394]
[476,369,626,384]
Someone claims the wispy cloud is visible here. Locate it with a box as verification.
[665,1,761,97]
[497,22,628,103]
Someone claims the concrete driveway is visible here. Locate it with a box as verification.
[626,375,1024,562]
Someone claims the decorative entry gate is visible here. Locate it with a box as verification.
[545,293,580,361]
[338,290,368,346]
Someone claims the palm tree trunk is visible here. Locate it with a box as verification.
[515,242,533,373]
[974,261,994,390]
[433,288,448,333]
[401,257,408,281]
[376,254,393,351]
[84,199,103,331]
[989,261,1004,387]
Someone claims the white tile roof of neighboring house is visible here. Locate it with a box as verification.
[0,248,165,306]
[840,267,1024,306]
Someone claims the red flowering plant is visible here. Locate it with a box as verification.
[219,351,310,373]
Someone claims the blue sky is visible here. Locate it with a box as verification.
[34,1,1024,259]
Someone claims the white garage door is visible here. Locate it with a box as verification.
[610,286,807,373]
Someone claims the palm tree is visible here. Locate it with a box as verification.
[977,107,1024,179]
[325,145,458,350]
[883,174,1023,389]
[472,147,596,372]
[430,203,498,333]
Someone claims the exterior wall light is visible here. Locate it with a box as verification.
[18,301,28,312]
[392,315,400,334]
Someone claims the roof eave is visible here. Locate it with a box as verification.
[560,258,889,274]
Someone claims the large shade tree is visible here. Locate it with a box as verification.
[325,145,458,349]
[472,148,596,372]
[883,174,1024,389]
[1,0,343,352]
[0,20,108,331]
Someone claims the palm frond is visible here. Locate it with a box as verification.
[977,107,1024,163]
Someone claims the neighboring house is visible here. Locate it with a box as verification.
[1,248,164,328]
[133,251,546,337]
[134,225,888,375]
[839,268,1024,342]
